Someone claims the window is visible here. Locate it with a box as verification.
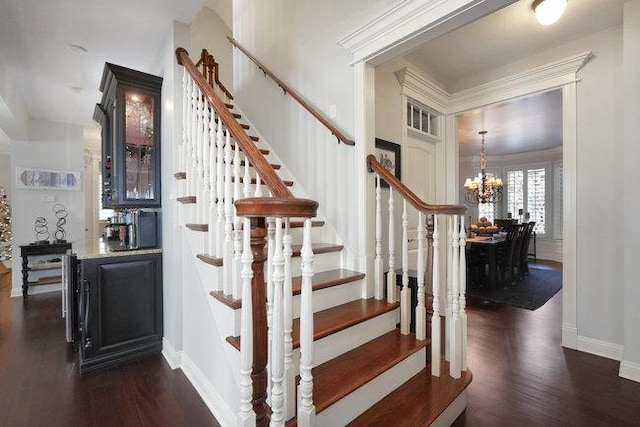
[406,98,440,138]
[506,167,546,234]
[478,203,496,224]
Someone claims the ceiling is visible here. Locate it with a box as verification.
[402,0,625,157]
[0,0,205,137]
[0,0,627,156]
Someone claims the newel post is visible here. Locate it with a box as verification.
[248,216,269,426]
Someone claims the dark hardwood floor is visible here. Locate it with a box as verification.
[2,262,640,426]
[0,269,220,427]
[454,262,640,427]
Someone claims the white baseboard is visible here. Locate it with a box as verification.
[561,323,577,349]
[577,335,624,361]
[619,360,640,383]
[181,352,237,427]
[162,338,183,370]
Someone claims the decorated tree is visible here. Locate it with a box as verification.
[0,187,12,260]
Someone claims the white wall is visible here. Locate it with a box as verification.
[233,0,391,257]
[190,6,233,90]
[10,120,86,296]
[621,0,640,381]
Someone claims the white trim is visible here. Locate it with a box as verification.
[337,0,515,66]
[449,52,592,114]
[562,323,578,350]
[577,335,624,361]
[395,66,450,112]
[181,352,237,427]
[431,389,468,427]
[619,360,640,383]
[161,338,183,370]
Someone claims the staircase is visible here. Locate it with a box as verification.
[173,48,471,426]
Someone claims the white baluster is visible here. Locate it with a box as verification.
[270,218,285,425]
[297,218,315,426]
[387,187,396,303]
[189,78,198,202]
[458,215,468,372]
[265,217,276,405]
[400,200,410,335]
[232,142,243,300]
[254,174,263,197]
[450,215,461,379]
[180,68,187,175]
[201,103,211,226]
[282,219,295,420]
[374,174,383,300]
[445,218,454,361]
[237,217,255,426]
[431,215,441,376]
[243,153,252,199]
[223,130,234,296]
[195,86,204,224]
[416,211,426,340]
[215,125,225,257]
[208,111,218,258]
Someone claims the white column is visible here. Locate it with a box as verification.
[387,187,396,303]
[416,211,426,340]
[270,218,285,426]
[400,200,410,335]
[374,174,383,300]
[297,219,315,426]
[282,219,295,420]
[449,215,461,379]
[431,215,441,377]
[458,215,468,371]
[237,217,255,426]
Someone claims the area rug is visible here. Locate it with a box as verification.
[466,265,562,310]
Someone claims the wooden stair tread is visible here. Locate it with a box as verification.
[196,254,223,267]
[348,361,472,426]
[289,220,324,228]
[240,160,281,170]
[210,269,364,310]
[227,298,399,351]
[186,223,208,232]
[232,176,294,187]
[177,196,196,204]
[28,275,62,286]
[291,269,364,296]
[291,243,342,257]
[313,329,429,414]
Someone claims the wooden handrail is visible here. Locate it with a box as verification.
[367,154,467,215]
[176,47,292,198]
[195,49,234,101]
[228,37,355,146]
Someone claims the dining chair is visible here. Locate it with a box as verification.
[497,223,524,286]
[518,221,536,278]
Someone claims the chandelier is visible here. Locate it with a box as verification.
[464,130,503,204]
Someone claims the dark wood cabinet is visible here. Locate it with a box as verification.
[77,252,162,374]
[94,63,163,208]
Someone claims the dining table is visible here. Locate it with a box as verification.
[466,234,505,289]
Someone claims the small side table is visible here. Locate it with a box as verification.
[20,242,72,297]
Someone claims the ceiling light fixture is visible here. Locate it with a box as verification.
[67,44,89,54]
[532,0,567,26]
[463,131,503,204]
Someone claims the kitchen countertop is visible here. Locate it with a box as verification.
[73,238,162,260]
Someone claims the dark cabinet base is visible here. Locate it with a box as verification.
[77,252,162,374]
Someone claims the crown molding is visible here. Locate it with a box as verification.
[395,66,450,113]
[337,0,515,66]
[449,51,593,113]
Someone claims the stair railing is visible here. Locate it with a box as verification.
[228,37,355,146]
[176,47,319,426]
[367,154,468,379]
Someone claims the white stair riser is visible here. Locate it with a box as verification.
[292,279,363,319]
[292,309,398,367]
[314,347,426,426]
[290,251,341,277]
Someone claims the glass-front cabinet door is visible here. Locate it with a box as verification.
[95,63,162,208]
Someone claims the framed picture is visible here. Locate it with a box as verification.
[16,167,81,191]
[374,138,401,188]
